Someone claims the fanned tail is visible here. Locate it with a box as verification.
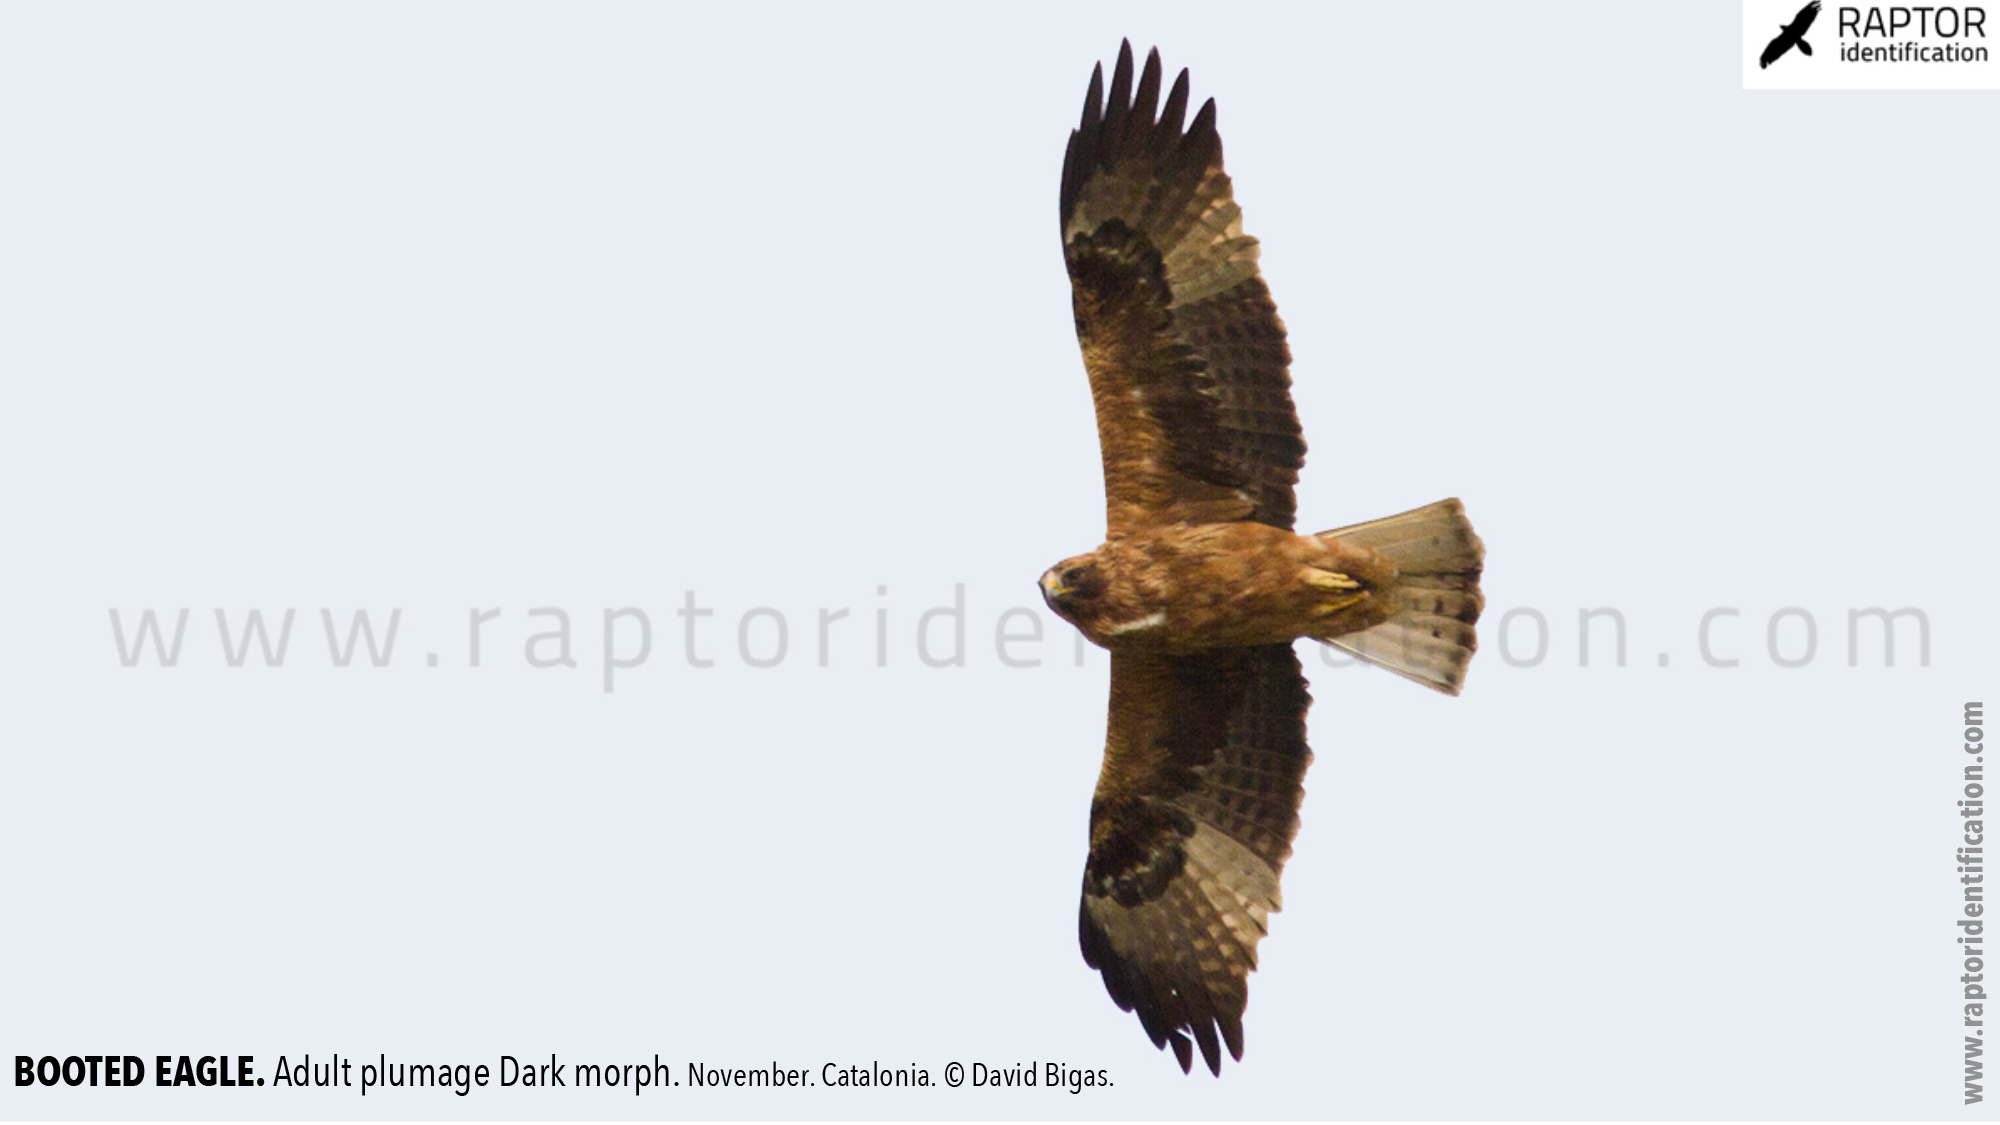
[1316,498,1485,695]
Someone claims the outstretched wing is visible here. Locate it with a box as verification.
[1759,32,1791,68]
[1795,0,1821,34]
[1080,644,1313,1074]
[1062,42,1305,534]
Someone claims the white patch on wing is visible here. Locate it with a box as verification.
[1104,611,1167,636]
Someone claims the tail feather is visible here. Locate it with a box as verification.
[1316,499,1485,695]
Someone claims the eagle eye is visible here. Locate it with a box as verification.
[1061,566,1098,599]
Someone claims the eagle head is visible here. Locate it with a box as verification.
[1038,554,1108,625]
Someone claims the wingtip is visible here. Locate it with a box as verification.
[1111,42,1133,92]
[1130,45,1162,145]
[1192,1018,1223,1076]
[1160,67,1190,138]
[1220,1012,1245,1063]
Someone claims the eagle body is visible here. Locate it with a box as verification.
[1041,522,1394,652]
[1043,43,1486,1075]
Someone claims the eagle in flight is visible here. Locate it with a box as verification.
[1760,1,1821,68]
[1042,42,1486,1075]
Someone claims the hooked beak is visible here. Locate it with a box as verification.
[1039,570,1070,600]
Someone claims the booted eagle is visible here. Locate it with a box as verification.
[1042,42,1486,1075]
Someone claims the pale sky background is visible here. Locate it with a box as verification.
[1,1,1995,1120]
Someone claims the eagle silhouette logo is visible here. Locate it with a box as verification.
[1046,42,1486,1074]
[1760,0,1821,68]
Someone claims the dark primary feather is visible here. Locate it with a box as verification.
[1080,644,1313,1074]
[1061,41,1305,533]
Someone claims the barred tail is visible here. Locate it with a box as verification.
[1317,498,1485,695]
